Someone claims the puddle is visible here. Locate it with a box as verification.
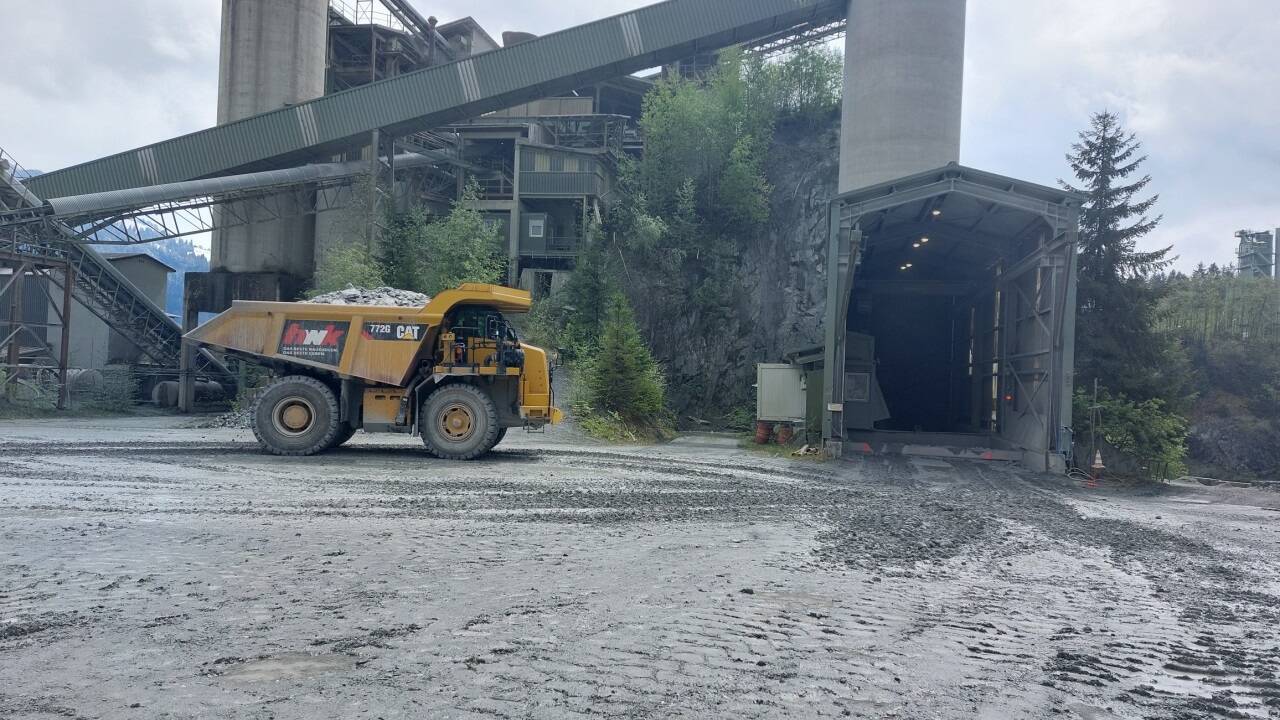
[217,652,354,682]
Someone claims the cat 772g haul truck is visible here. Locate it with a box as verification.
[185,284,562,460]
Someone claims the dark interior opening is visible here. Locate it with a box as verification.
[847,225,1004,436]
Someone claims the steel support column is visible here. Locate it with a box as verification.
[0,255,73,407]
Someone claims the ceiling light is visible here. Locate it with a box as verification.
[905,263,914,268]
[931,210,943,217]
[899,265,908,271]
[920,237,930,244]
[913,243,921,249]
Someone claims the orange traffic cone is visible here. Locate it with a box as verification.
[1087,450,1105,488]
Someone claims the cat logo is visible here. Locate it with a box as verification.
[362,322,427,342]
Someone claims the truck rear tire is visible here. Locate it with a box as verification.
[251,375,341,457]
[420,384,500,460]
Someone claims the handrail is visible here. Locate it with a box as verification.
[0,146,42,209]
[329,0,409,33]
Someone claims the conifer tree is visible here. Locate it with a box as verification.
[1062,111,1180,403]
[584,293,666,423]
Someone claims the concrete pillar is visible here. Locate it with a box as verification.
[211,0,328,279]
[839,0,967,194]
[216,0,328,126]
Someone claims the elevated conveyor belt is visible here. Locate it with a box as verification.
[25,0,845,199]
[1,146,230,381]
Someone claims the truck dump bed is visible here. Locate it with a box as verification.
[186,284,533,387]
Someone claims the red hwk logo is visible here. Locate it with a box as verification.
[282,323,346,347]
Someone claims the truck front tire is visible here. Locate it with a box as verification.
[420,384,501,460]
[251,375,341,456]
[328,424,358,449]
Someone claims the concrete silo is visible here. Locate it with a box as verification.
[212,0,328,279]
[839,0,967,193]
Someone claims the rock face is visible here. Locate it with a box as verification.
[307,286,430,307]
[1187,404,1280,481]
[643,116,840,421]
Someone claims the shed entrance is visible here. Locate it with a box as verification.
[822,165,1083,470]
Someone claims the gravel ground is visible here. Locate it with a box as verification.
[1,417,1278,719]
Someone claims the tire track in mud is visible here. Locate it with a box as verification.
[0,443,848,526]
[3,438,1279,718]
[807,457,1280,718]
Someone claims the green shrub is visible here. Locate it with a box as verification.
[412,180,506,295]
[579,294,666,424]
[310,242,384,296]
[1073,387,1187,477]
[578,412,644,443]
[725,406,756,433]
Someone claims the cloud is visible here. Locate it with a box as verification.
[0,0,219,172]
[963,0,1280,269]
[2,0,1275,269]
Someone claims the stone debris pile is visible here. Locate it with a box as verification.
[200,405,252,430]
[307,286,430,307]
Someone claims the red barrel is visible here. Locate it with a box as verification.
[754,421,773,444]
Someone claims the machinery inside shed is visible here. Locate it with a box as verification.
[823,165,1084,469]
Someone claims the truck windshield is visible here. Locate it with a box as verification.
[449,306,517,342]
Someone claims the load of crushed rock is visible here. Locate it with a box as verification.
[307,286,430,307]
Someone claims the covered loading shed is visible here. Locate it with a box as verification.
[820,165,1084,471]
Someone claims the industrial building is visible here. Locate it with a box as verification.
[1,0,1082,468]
[1236,229,1276,278]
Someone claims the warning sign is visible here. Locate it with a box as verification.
[278,320,349,366]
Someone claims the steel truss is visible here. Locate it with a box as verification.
[0,252,73,408]
[743,19,846,58]
[0,221,227,379]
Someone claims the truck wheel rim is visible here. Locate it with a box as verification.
[273,397,315,437]
[439,403,475,442]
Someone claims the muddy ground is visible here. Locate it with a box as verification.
[1,417,1278,719]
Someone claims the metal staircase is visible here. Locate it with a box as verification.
[0,146,227,379]
[0,148,41,212]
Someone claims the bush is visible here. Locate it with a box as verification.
[1073,387,1187,478]
[387,181,505,296]
[572,294,671,442]
[558,221,615,355]
[579,294,666,422]
[310,242,384,296]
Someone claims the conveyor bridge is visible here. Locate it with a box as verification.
[24,0,845,199]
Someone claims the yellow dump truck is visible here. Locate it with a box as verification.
[185,283,562,459]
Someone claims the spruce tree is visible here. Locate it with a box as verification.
[585,293,666,423]
[560,221,614,352]
[1061,111,1180,404]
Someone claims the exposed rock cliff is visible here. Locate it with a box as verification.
[644,115,840,423]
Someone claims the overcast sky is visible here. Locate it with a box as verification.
[2,0,1276,269]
